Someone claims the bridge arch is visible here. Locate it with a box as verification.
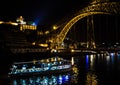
[51,2,120,49]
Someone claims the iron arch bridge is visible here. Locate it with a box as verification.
[50,1,120,49]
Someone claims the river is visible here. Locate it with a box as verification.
[0,52,120,85]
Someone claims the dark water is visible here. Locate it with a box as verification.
[1,53,120,85]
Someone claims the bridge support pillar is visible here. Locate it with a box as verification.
[87,15,96,49]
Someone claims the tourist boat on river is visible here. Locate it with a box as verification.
[8,56,74,78]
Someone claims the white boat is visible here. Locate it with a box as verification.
[8,56,73,78]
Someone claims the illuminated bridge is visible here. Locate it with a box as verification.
[49,0,120,50]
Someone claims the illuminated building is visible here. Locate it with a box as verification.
[16,16,26,24]
[0,16,39,55]
[20,24,37,31]
[16,16,37,31]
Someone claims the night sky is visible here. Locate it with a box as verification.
[0,0,90,25]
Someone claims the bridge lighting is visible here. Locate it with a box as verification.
[50,1,119,49]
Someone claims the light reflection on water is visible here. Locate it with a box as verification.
[85,54,98,85]
[8,53,120,85]
[10,73,78,85]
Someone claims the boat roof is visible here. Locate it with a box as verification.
[13,57,70,65]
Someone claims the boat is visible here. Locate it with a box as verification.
[8,56,74,78]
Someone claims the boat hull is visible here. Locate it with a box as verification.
[8,68,73,78]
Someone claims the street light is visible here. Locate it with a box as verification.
[53,25,58,30]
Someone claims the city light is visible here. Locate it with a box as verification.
[53,25,58,30]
